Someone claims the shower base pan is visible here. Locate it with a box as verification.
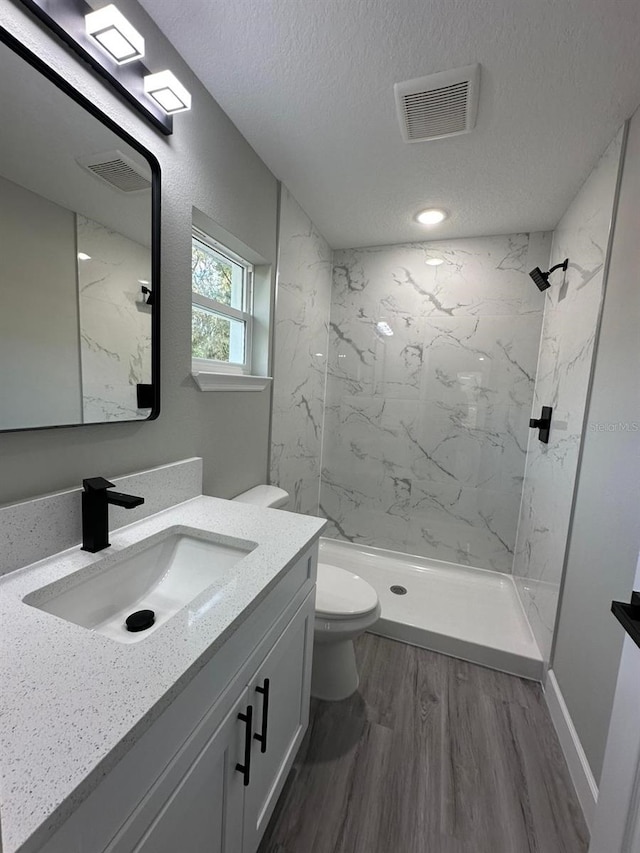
[319,537,544,681]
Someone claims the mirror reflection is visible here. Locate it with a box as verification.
[0,35,156,432]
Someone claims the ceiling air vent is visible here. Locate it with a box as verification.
[76,149,151,192]
[394,64,480,143]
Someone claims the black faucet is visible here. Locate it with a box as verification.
[82,477,145,553]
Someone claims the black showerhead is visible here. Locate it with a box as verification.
[529,258,569,292]
[529,267,550,291]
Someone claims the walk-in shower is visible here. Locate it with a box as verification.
[315,233,549,678]
[271,134,623,677]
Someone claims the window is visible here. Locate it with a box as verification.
[191,229,253,373]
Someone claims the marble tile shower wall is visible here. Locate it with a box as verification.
[77,216,152,422]
[319,233,552,572]
[269,188,332,514]
[513,127,624,662]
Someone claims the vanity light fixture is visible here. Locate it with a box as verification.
[20,0,173,133]
[144,70,191,114]
[77,252,92,260]
[425,257,444,266]
[416,208,447,226]
[85,5,145,65]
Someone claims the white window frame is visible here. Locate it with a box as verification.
[191,228,254,376]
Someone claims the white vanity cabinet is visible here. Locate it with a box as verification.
[117,690,247,853]
[39,545,317,853]
[243,594,313,852]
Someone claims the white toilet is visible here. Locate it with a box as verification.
[233,485,381,701]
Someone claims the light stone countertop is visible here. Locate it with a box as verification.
[0,495,326,853]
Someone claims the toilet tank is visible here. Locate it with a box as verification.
[232,485,289,509]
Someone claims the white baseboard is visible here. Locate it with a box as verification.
[544,669,599,830]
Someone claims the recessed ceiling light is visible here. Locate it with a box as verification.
[376,321,394,337]
[85,5,145,65]
[416,208,447,226]
[77,252,92,261]
[425,258,444,266]
[144,70,191,114]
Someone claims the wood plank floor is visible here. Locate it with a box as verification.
[258,634,589,853]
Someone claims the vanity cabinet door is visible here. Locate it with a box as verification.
[243,593,315,853]
[109,689,249,853]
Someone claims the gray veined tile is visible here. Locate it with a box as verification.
[321,232,550,570]
[270,188,332,516]
[512,126,624,662]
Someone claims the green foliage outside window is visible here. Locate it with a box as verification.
[191,242,232,361]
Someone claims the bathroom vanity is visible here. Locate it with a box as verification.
[0,474,325,853]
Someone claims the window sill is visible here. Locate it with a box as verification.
[191,371,272,392]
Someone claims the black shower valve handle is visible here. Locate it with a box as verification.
[529,406,553,444]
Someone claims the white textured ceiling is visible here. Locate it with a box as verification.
[139,0,640,249]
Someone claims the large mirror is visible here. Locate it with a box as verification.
[0,27,160,432]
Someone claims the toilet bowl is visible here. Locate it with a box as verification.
[232,485,380,701]
[312,562,381,700]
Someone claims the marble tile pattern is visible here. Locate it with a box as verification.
[513,127,625,662]
[319,233,552,572]
[270,188,333,514]
[0,458,203,577]
[0,494,325,853]
[77,215,152,423]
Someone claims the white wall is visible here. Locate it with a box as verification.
[0,0,278,504]
[0,175,81,430]
[552,109,640,784]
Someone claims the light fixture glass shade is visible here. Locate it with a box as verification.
[85,5,145,65]
[144,71,192,114]
[416,208,447,225]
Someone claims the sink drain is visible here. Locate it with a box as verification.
[390,585,407,595]
[126,609,155,632]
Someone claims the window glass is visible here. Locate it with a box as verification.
[191,232,252,370]
[192,306,246,364]
[192,238,244,310]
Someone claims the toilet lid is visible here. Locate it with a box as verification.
[315,563,379,619]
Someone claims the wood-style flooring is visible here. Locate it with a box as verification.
[258,634,589,853]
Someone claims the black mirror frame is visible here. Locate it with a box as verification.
[0,24,161,433]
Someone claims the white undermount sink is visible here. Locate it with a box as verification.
[24,530,256,643]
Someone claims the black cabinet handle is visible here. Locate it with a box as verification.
[236,705,253,786]
[254,678,270,754]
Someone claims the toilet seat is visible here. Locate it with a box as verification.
[315,562,379,620]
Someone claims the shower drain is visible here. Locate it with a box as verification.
[390,585,407,595]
